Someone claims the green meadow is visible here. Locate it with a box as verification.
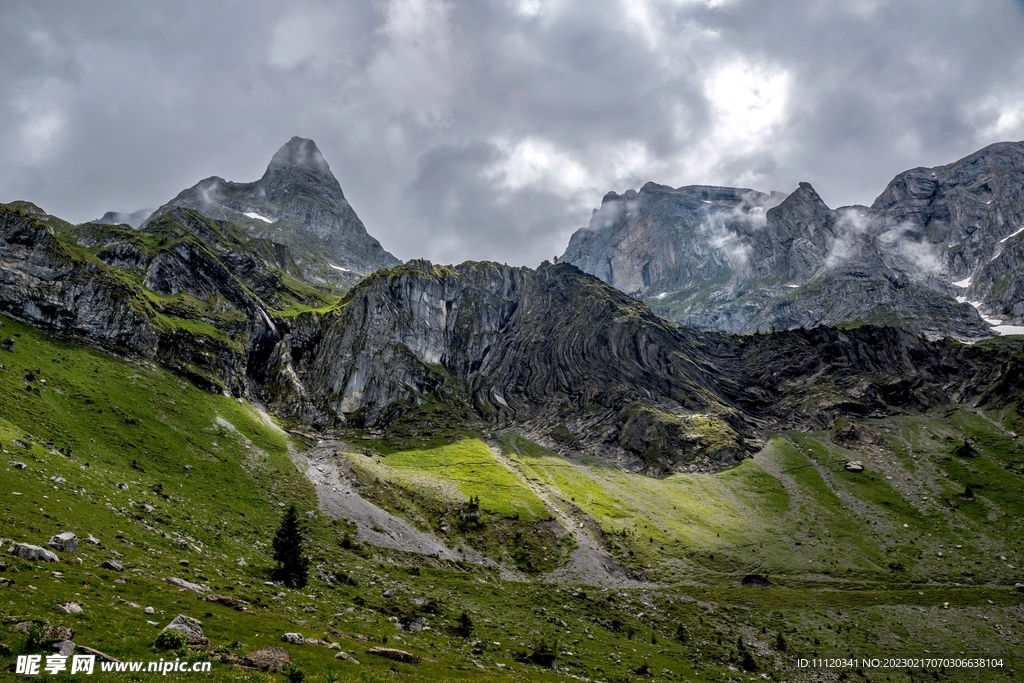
[1,313,1022,681]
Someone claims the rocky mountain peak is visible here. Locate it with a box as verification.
[145,137,399,282]
[263,136,333,178]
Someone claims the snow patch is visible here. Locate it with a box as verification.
[955,295,968,304]
[328,263,350,272]
[952,277,972,288]
[243,212,273,223]
[999,225,1024,243]
[993,325,1024,336]
[785,284,799,289]
[655,292,669,300]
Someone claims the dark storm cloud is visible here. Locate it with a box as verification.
[1,0,1023,267]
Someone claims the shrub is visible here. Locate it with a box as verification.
[154,630,187,653]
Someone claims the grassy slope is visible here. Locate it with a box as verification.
[1,314,1023,681]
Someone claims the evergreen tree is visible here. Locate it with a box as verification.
[272,504,309,588]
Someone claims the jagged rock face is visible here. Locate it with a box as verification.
[869,141,1024,326]
[265,260,757,474]
[0,202,285,394]
[0,204,159,354]
[149,137,400,287]
[561,142,1024,337]
[468,263,755,474]
[562,184,775,297]
[265,260,532,428]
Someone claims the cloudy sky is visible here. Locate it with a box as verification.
[3,1,1024,267]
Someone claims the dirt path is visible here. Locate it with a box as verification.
[490,444,651,588]
[294,440,491,564]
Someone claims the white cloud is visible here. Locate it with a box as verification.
[703,58,791,156]
[364,0,460,123]
[268,10,338,70]
[982,101,1024,140]
[485,136,592,194]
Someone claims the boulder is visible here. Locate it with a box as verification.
[741,574,773,587]
[12,543,59,562]
[281,632,304,644]
[52,641,75,656]
[53,602,83,614]
[844,461,864,472]
[162,615,209,646]
[956,441,979,458]
[335,651,360,664]
[1014,583,1024,593]
[99,559,124,572]
[11,462,27,470]
[367,647,421,664]
[164,576,209,593]
[240,647,290,672]
[832,422,880,447]
[47,532,78,554]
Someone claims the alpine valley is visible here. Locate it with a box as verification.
[1,138,1023,682]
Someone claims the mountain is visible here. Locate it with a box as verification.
[93,208,152,228]
[8,197,1018,478]
[561,141,1024,339]
[148,137,400,290]
[4,193,1024,678]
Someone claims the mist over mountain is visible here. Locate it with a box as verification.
[562,141,1024,340]
[93,208,153,229]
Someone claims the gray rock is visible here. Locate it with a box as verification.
[52,641,75,656]
[334,651,360,664]
[281,632,304,644]
[844,461,865,472]
[162,615,208,645]
[241,647,290,672]
[47,532,78,554]
[144,606,155,614]
[0,338,13,352]
[1014,583,1024,593]
[366,647,420,664]
[12,543,59,562]
[53,602,83,614]
[99,559,124,572]
[11,462,27,469]
[164,577,209,593]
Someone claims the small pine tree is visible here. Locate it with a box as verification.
[455,611,474,638]
[272,505,309,588]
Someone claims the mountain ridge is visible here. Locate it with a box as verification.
[562,140,1024,340]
